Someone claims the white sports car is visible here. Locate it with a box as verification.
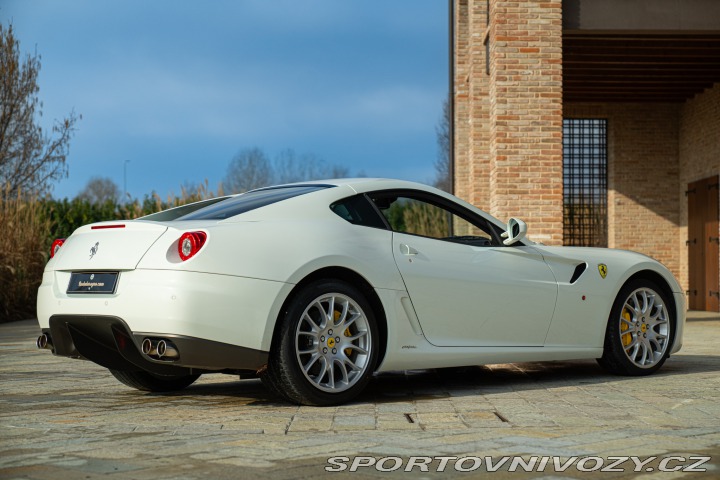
[37,178,685,405]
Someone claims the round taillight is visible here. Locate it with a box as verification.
[178,231,207,261]
[50,239,65,258]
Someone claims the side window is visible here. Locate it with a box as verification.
[370,194,497,247]
[330,195,388,229]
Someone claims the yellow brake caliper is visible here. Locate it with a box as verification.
[344,329,352,357]
[621,309,632,347]
[334,310,353,357]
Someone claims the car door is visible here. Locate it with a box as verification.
[368,191,559,347]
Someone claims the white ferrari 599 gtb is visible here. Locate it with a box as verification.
[37,178,685,405]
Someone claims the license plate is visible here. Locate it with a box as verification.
[67,272,119,294]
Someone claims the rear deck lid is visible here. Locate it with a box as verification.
[51,221,168,271]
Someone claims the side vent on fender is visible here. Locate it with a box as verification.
[569,263,587,284]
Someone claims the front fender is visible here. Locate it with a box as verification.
[536,246,684,352]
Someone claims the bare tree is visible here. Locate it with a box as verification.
[224,147,351,192]
[326,163,350,179]
[274,149,349,183]
[274,149,308,184]
[223,147,273,193]
[0,23,79,196]
[434,98,452,192]
[77,176,121,204]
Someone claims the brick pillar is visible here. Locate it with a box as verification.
[454,0,491,210]
[454,0,564,245]
[453,0,471,200]
[489,0,563,244]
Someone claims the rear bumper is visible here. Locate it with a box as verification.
[43,315,268,374]
[37,268,294,352]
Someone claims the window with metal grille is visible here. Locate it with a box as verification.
[563,118,608,247]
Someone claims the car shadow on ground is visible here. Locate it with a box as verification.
[147,353,720,406]
[361,353,720,402]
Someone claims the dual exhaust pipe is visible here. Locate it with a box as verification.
[37,332,178,361]
[141,338,179,360]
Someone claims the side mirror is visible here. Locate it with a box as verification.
[501,218,528,246]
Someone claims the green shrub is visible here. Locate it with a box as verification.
[0,182,220,322]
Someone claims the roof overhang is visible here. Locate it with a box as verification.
[562,0,720,103]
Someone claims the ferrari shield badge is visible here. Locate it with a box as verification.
[598,264,608,279]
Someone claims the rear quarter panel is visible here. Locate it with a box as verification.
[136,193,405,350]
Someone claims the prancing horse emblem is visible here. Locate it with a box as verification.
[89,242,100,260]
[598,263,608,279]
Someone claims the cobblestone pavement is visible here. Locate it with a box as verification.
[1,313,719,479]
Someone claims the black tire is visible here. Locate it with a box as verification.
[110,369,200,392]
[261,280,379,406]
[597,279,674,376]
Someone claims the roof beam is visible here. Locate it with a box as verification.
[563,0,720,32]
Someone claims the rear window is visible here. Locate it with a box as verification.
[177,185,333,220]
[138,196,230,222]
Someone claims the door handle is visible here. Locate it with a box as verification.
[399,244,418,256]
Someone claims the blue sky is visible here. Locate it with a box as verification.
[3,0,449,200]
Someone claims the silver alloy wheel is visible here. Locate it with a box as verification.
[619,287,670,368]
[295,293,372,393]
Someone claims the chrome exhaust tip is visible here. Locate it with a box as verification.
[141,338,158,357]
[36,334,52,350]
[156,339,179,360]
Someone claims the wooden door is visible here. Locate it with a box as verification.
[687,175,719,312]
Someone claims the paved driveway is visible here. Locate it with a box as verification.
[1,313,719,479]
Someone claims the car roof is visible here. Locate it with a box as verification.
[253,178,438,195]
[248,178,508,230]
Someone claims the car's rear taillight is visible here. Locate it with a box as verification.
[178,232,207,261]
[50,239,65,258]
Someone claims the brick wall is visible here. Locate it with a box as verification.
[454,0,563,244]
[453,0,491,211]
[556,88,720,297]
[679,83,720,294]
[454,1,719,302]
[468,0,491,211]
[564,103,681,280]
[454,0,471,200]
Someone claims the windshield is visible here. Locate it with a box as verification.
[176,185,333,220]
